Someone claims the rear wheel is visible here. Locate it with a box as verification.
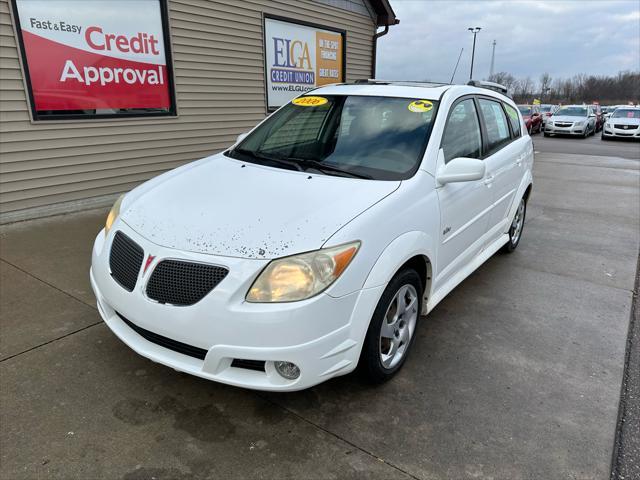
[502,197,526,253]
[359,269,422,384]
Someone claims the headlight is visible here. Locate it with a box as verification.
[246,241,360,302]
[105,194,125,237]
[574,121,584,126]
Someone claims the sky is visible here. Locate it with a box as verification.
[376,0,640,85]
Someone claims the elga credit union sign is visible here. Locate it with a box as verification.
[12,0,175,119]
[264,17,344,109]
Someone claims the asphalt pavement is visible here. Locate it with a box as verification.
[0,136,639,480]
[534,130,640,159]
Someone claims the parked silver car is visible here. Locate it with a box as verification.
[540,104,558,129]
[544,105,597,138]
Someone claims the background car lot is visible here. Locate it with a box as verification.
[1,135,638,479]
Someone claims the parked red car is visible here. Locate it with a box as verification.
[591,104,603,131]
[518,105,543,134]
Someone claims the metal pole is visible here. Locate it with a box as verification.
[489,40,496,77]
[450,47,464,84]
[468,27,481,80]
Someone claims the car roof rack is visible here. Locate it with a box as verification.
[467,80,509,96]
[353,79,450,88]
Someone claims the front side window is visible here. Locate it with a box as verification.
[503,103,522,137]
[441,99,482,163]
[479,99,511,154]
[228,95,439,180]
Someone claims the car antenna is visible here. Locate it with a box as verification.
[450,47,464,84]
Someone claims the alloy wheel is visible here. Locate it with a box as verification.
[510,199,525,245]
[379,284,418,369]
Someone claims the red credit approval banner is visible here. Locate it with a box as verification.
[15,0,171,112]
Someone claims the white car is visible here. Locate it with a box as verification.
[602,107,640,140]
[544,105,597,137]
[91,81,534,391]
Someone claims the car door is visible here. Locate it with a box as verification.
[477,98,525,242]
[434,97,492,290]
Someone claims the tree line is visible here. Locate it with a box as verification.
[487,70,640,105]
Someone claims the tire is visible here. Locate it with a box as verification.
[502,196,526,253]
[358,269,423,384]
[543,132,550,137]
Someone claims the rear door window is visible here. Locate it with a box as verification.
[478,99,512,154]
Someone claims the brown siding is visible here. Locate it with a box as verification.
[0,0,374,220]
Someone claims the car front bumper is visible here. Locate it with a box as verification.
[544,123,589,135]
[602,125,640,139]
[90,223,383,391]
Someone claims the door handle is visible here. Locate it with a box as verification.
[484,174,495,186]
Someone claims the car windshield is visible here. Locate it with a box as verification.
[518,106,532,115]
[226,95,439,180]
[540,105,553,113]
[555,107,587,117]
[611,109,640,119]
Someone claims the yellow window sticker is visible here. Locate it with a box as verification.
[292,96,329,107]
[408,100,433,113]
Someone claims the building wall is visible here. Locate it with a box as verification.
[0,0,376,221]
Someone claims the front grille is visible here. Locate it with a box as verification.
[554,122,573,127]
[109,231,144,292]
[231,359,266,372]
[614,124,638,130]
[146,260,228,306]
[116,312,208,360]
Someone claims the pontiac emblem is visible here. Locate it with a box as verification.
[143,254,156,274]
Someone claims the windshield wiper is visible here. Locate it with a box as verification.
[294,158,372,180]
[232,148,304,172]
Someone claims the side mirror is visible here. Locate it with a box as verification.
[436,155,486,185]
[236,132,249,144]
[589,113,596,118]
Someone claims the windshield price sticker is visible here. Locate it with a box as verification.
[292,96,329,107]
[408,100,433,113]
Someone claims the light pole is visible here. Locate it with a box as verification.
[468,27,481,80]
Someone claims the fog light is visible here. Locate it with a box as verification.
[274,361,300,380]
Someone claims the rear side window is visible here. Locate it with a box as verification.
[479,99,511,154]
[441,99,482,163]
[503,103,521,137]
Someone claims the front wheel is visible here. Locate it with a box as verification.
[358,269,422,384]
[502,197,526,253]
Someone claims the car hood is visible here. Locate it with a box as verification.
[551,115,588,123]
[121,153,400,259]
[608,117,640,125]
